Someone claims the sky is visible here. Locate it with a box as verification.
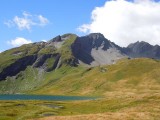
[0,0,160,52]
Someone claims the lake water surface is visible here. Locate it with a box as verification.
[0,94,96,101]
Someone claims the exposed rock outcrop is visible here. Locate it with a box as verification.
[33,54,53,68]
[0,55,37,81]
[72,33,126,66]
[46,54,61,72]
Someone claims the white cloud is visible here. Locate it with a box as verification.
[7,37,32,47]
[13,16,33,30]
[38,15,49,26]
[78,0,160,47]
[4,20,14,28]
[5,11,49,31]
[41,40,47,42]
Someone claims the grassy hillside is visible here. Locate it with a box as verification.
[30,58,160,96]
[0,43,46,72]
[57,34,77,63]
[0,58,160,96]
[0,34,78,93]
[0,67,45,94]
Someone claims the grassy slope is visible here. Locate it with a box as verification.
[0,34,78,94]
[0,43,45,73]
[0,67,45,94]
[57,34,77,63]
[31,58,160,96]
[1,57,159,96]
[0,43,47,93]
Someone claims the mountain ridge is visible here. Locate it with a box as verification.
[0,33,160,82]
[124,41,160,59]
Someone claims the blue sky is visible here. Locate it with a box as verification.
[0,0,160,52]
[0,0,106,51]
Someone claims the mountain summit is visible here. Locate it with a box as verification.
[72,33,125,66]
[124,41,160,59]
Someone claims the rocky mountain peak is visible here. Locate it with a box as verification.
[48,35,62,43]
[87,33,105,40]
[72,33,125,66]
[128,41,151,49]
[124,40,160,59]
[45,34,77,49]
[48,34,77,43]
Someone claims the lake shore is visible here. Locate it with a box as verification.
[0,92,160,120]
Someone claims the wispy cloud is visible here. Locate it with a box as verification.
[5,11,49,31]
[38,15,49,26]
[78,0,160,47]
[41,39,47,42]
[7,37,32,47]
[4,20,15,28]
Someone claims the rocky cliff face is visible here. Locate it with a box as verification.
[72,33,126,66]
[1,33,160,81]
[0,55,37,80]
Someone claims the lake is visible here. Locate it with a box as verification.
[0,94,96,101]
